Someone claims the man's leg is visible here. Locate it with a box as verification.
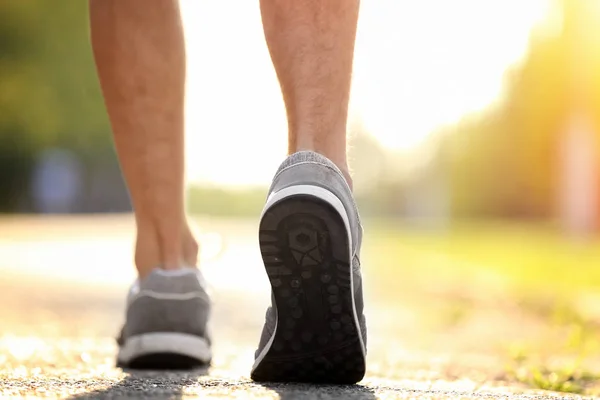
[260,0,359,187]
[251,0,366,384]
[90,0,196,278]
[90,0,211,368]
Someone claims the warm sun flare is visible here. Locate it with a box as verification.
[179,0,552,186]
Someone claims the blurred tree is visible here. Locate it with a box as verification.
[0,1,113,212]
[441,0,572,219]
[0,2,43,211]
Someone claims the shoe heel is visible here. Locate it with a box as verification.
[253,191,365,383]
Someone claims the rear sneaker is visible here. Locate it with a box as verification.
[251,151,367,384]
[116,267,212,369]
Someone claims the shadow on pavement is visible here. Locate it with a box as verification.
[258,382,378,400]
[66,368,209,400]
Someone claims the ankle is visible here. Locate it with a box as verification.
[181,225,199,266]
[134,220,199,279]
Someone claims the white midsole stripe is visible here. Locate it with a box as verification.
[261,185,350,228]
[130,290,210,302]
[118,332,212,364]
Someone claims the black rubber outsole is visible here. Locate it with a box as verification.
[251,194,365,384]
[118,353,209,370]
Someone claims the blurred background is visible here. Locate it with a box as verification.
[1,0,599,226]
[1,0,600,394]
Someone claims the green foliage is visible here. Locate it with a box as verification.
[0,1,111,211]
[417,0,600,220]
[439,16,570,219]
[507,363,596,394]
[506,327,600,395]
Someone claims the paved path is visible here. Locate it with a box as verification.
[0,216,591,399]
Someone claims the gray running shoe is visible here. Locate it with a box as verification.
[251,151,367,384]
[116,267,212,369]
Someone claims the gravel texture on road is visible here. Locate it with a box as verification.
[0,216,595,399]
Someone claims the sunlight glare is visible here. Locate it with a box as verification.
[180,0,551,185]
[3,335,46,362]
[352,0,551,150]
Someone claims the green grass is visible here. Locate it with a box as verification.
[506,362,599,395]
[364,219,600,295]
[361,219,600,395]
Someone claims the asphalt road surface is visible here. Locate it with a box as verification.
[0,216,591,399]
